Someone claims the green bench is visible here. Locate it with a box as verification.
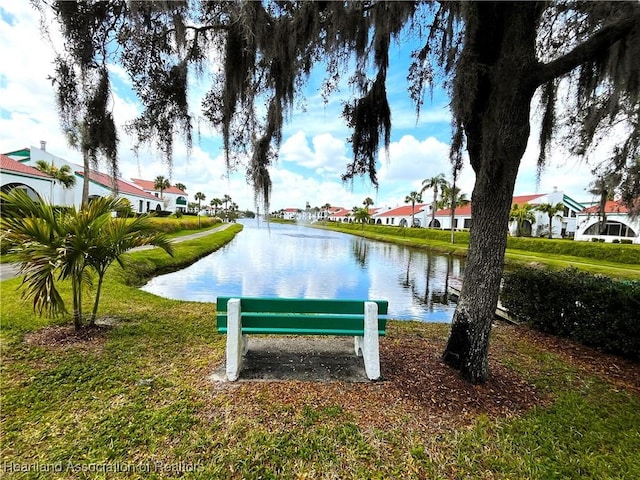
[217,297,388,381]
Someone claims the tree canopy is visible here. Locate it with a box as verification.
[39,0,640,383]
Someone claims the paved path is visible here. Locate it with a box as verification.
[0,223,236,281]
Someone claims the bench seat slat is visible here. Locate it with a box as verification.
[217,296,388,315]
[218,327,384,336]
[217,313,387,335]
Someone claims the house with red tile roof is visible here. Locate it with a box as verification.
[280,207,301,220]
[76,170,162,214]
[1,153,54,202]
[130,178,188,213]
[3,144,162,214]
[575,200,639,244]
[372,203,429,227]
[327,207,352,222]
[432,190,585,238]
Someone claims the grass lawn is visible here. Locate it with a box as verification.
[1,224,639,479]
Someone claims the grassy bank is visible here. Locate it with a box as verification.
[314,222,640,280]
[1,224,639,479]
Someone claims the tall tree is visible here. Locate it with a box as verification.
[404,191,422,227]
[536,202,565,239]
[194,192,206,212]
[43,1,640,383]
[174,183,187,192]
[154,175,171,199]
[421,174,448,228]
[210,198,223,216]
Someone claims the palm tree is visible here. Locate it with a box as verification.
[34,160,77,189]
[221,194,232,220]
[588,173,622,234]
[353,207,371,230]
[227,202,239,222]
[421,174,448,228]
[439,184,469,210]
[154,175,171,199]
[194,192,206,212]
[404,191,422,227]
[1,189,67,319]
[174,182,186,192]
[536,202,565,239]
[509,203,536,237]
[86,205,173,325]
[210,198,223,216]
[0,190,172,329]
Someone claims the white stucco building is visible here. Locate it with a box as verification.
[430,190,584,238]
[2,144,162,214]
[575,200,639,244]
[130,178,188,213]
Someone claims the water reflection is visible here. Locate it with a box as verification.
[141,219,465,322]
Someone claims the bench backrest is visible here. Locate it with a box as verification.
[217,297,388,336]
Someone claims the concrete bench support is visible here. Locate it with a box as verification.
[354,301,381,380]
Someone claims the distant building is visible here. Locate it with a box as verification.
[575,200,639,244]
[431,190,584,238]
[373,203,429,227]
[77,170,162,214]
[130,178,188,213]
[327,207,351,223]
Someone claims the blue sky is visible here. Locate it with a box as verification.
[0,3,601,212]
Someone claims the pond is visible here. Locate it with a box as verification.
[141,219,465,322]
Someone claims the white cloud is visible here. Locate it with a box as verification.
[379,135,453,186]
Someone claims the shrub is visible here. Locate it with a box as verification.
[501,267,640,360]
[506,236,640,264]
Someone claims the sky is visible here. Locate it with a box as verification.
[0,3,605,213]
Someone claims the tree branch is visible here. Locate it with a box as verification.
[534,9,640,87]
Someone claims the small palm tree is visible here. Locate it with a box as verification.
[1,190,173,329]
[86,206,173,325]
[536,202,565,239]
[1,189,67,318]
[174,182,186,192]
[154,175,171,199]
[404,191,422,227]
[421,173,449,228]
[509,203,536,237]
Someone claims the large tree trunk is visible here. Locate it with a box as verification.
[443,2,542,384]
